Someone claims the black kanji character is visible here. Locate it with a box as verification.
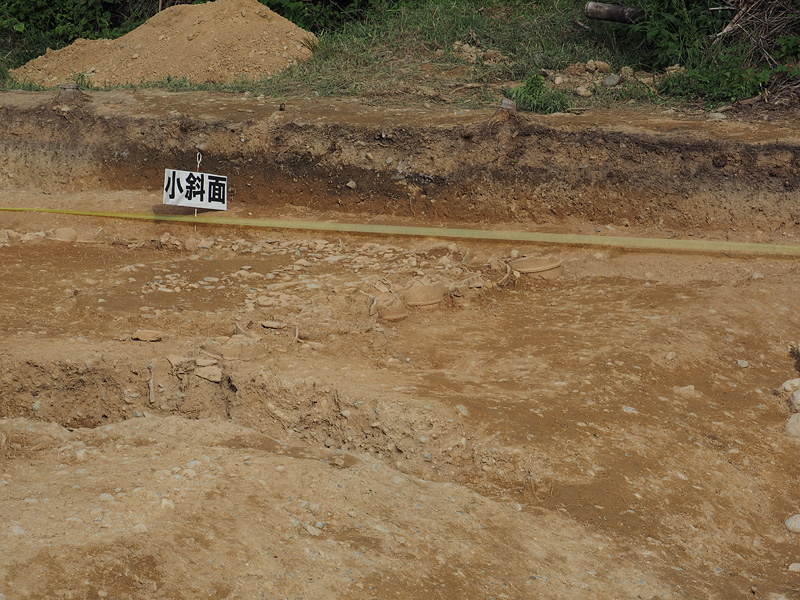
[207,175,227,204]
[184,172,205,202]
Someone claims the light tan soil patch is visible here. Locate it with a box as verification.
[1,91,800,599]
[9,0,315,87]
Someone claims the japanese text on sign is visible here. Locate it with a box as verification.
[163,169,227,211]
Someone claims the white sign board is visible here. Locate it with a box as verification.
[163,169,228,211]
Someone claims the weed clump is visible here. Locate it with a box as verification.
[503,75,572,114]
[629,0,800,103]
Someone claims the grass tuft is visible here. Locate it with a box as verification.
[503,75,572,113]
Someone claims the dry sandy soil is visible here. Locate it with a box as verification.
[9,0,315,87]
[2,5,800,598]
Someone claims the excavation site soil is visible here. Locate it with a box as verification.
[3,3,800,600]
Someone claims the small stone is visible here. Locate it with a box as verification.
[786,515,800,533]
[194,365,223,383]
[751,272,764,280]
[593,60,611,72]
[52,227,77,242]
[707,112,727,121]
[789,563,800,572]
[622,405,638,414]
[198,237,215,249]
[131,329,163,342]
[737,359,749,368]
[602,74,621,87]
[456,404,468,416]
[785,414,800,437]
[674,385,699,399]
[346,180,357,189]
[665,352,678,361]
[100,493,114,502]
[132,523,148,534]
[184,237,200,252]
[575,85,593,97]
[304,523,322,536]
[781,378,800,393]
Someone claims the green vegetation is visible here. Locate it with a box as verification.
[628,0,799,104]
[1,0,797,110]
[241,0,624,103]
[503,75,571,114]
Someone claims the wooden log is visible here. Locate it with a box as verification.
[585,2,644,24]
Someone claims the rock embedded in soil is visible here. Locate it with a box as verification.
[785,514,800,533]
[131,329,163,342]
[51,227,77,242]
[781,378,800,394]
[788,390,800,413]
[194,365,223,383]
[674,385,700,399]
[786,414,800,436]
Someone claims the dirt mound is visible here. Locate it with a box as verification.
[9,0,315,87]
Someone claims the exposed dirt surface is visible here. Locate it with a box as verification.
[1,86,800,600]
[8,0,314,87]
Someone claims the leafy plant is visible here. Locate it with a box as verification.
[503,75,571,113]
[776,35,800,63]
[629,0,730,70]
[627,0,799,103]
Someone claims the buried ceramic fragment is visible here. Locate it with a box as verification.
[376,296,408,322]
[509,255,563,279]
[402,280,445,306]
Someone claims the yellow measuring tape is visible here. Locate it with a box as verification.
[2,205,799,257]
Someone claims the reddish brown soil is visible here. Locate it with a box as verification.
[1,82,800,600]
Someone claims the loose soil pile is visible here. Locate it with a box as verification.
[9,0,315,87]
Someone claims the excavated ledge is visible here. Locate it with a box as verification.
[1,89,799,231]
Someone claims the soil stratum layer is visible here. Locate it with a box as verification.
[1,87,800,600]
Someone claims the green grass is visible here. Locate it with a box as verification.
[0,0,646,108]
[503,75,572,113]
